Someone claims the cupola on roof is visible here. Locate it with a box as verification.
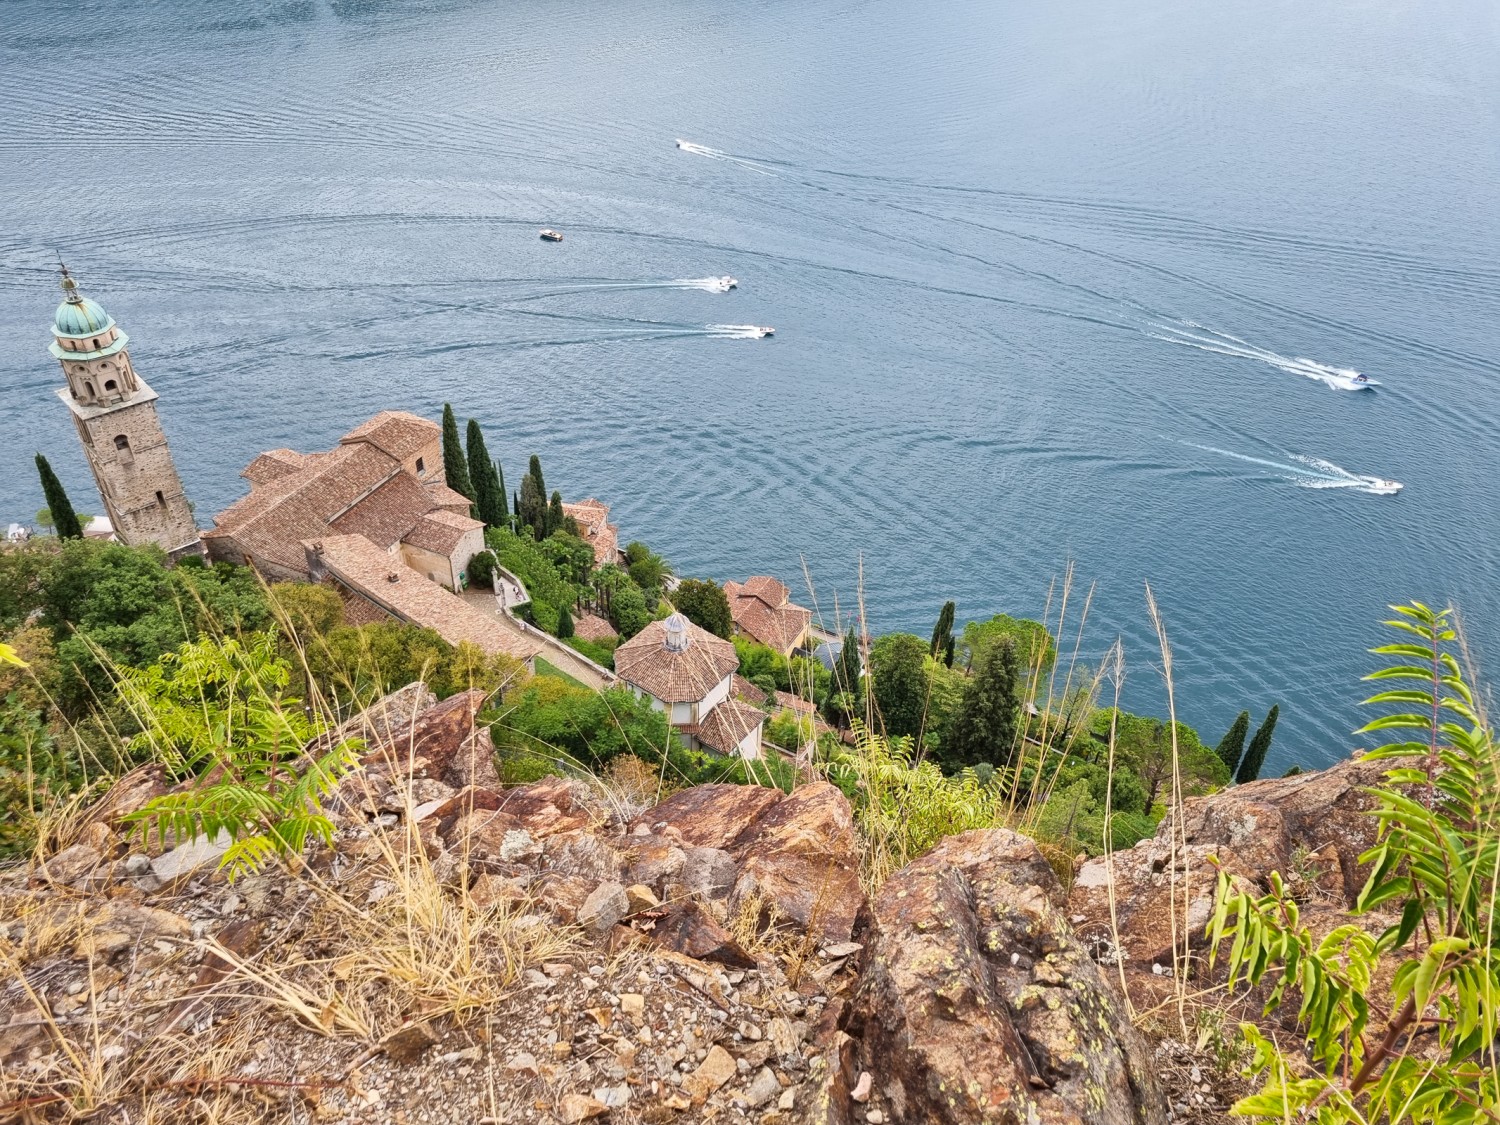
[52,268,115,338]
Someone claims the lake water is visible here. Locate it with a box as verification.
[3,0,1497,772]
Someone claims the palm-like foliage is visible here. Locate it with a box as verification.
[1208,603,1500,1123]
[117,634,360,879]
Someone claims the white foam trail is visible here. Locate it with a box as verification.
[675,139,778,176]
[1150,320,1376,391]
[673,277,736,293]
[706,323,773,339]
[1183,443,1399,495]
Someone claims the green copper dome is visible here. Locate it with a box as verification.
[54,293,114,337]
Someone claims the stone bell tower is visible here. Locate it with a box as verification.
[50,267,201,557]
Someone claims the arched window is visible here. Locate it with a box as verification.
[155,490,166,508]
[114,435,134,465]
[104,379,118,392]
[84,380,95,398]
[114,435,131,451]
[92,338,101,350]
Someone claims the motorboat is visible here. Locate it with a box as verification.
[756,326,774,337]
[1327,370,1379,391]
[722,276,738,289]
[539,229,563,242]
[1361,477,1404,495]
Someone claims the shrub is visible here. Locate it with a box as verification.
[466,549,498,590]
[1209,603,1500,1123]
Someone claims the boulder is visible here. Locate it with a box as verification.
[1068,752,1396,965]
[577,881,629,936]
[34,843,103,886]
[633,783,782,848]
[846,829,1163,1125]
[640,899,757,969]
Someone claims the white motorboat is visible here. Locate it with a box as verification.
[539,229,563,242]
[722,276,738,290]
[1361,477,1403,495]
[1327,370,1379,391]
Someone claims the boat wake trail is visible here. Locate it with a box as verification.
[674,139,779,176]
[1182,443,1401,495]
[1148,320,1376,391]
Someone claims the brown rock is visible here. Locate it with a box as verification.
[624,837,686,889]
[559,1093,609,1122]
[640,899,756,969]
[469,873,530,909]
[728,782,863,944]
[74,902,193,960]
[498,775,608,837]
[537,874,596,924]
[847,829,1163,1125]
[624,883,661,913]
[36,843,103,885]
[684,1044,737,1103]
[577,881,629,936]
[382,1020,439,1064]
[633,783,782,848]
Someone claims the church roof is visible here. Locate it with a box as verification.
[340,411,439,460]
[54,294,113,337]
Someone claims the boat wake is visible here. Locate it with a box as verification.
[1182,443,1401,495]
[674,139,779,176]
[1149,320,1377,391]
[675,276,737,293]
[706,323,774,339]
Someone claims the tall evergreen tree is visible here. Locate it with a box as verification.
[1235,705,1280,784]
[441,404,475,503]
[1214,710,1251,776]
[518,475,545,539]
[930,600,956,658]
[942,634,956,668]
[495,461,509,520]
[528,455,546,505]
[513,490,521,524]
[465,420,506,528]
[556,602,574,639]
[941,637,1022,773]
[34,454,82,540]
[833,626,862,700]
[547,490,565,536]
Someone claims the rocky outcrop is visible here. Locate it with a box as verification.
[1068,752,1395,967]
[844,829,1163,1125]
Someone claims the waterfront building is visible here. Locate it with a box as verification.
[723,576,812,658]
[49,268,201,558]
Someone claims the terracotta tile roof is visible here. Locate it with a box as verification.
[572,613,618,643]
[732,674,768,706]
[306,535,540,661]
[402,509,483,555]
[773,690,815,716]
[562,498,619,566]
[330,471,436,548]
[685,698,765,757]
[339,411,440,460]
[243,448,311,487]
[725,577,813,655]
[424,481,474,513]
[614,616,738,703]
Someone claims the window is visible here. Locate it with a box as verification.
[92,338,100,350]
[84,380,95,397]
[104,379,117,392]
[415,457,425,476]
[114,435,130,451]
[114,434,134,465]
[155,490,166,508]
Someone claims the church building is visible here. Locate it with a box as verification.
[48,268,201,558]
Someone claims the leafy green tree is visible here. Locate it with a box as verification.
[556,603,574,639]
[1209,604,1499,1124]
[465,549,498,590]
[1235,704,1280,784]
[1214,710,1251,776]
[624,541,671,592]
[119,634,360,879]
[673,578,732,638]
[540,533,594,585]
[35,454,82,540]
[869,633,931,741]
[440,404,475,505]
[267,581,344,637]
[465,420,506,528]
[930,600,955,658]
[941,637,1021,772]
[1089,708,1227,809]
[959,614,1055,678]
[609,584,651,639]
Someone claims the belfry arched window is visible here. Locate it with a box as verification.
[84,380,96,398]
[114,434,134,465]
[104,379,118,392]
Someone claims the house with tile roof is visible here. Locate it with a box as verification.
[203,411,484,591]
[203,411,543,666]
[723,576,813,658]
[560,498,621,566]
[614,613,766,759]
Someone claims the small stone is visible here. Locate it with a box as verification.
[866,1111,885,1124]
[620,992,645,1019]
[559,1093,608,1122]
[551,1042,573,1059]
[124,854,152,876]
[381,1021,438,1065]
[744,1067,781,1108]
[777,1089,796,1111]
[592,1084,631,1108]
[850,1071,873,1103]
[685,1044,737,1103]
[820,942,863,959]
[577,884,629,937]
[506,1051,539,1075]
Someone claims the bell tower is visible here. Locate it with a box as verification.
[50,267,201,557]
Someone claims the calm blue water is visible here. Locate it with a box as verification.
[3,0,1498,772]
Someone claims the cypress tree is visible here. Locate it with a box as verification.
[513,491,521,525]
[942,637,1022,773]
[495,461,509,520]
[547,490,565,536]
[1236,705,1280,785]
[930,600,956,658]
[1214,710,1251,777]
[556,603,574,639]
[528,455,546,505]
[465,420,506,528]
[441,404,475,502]
[834,626,862,699]
[518,475,545,538]
[35,454,82,539]
[942,634,956,668]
